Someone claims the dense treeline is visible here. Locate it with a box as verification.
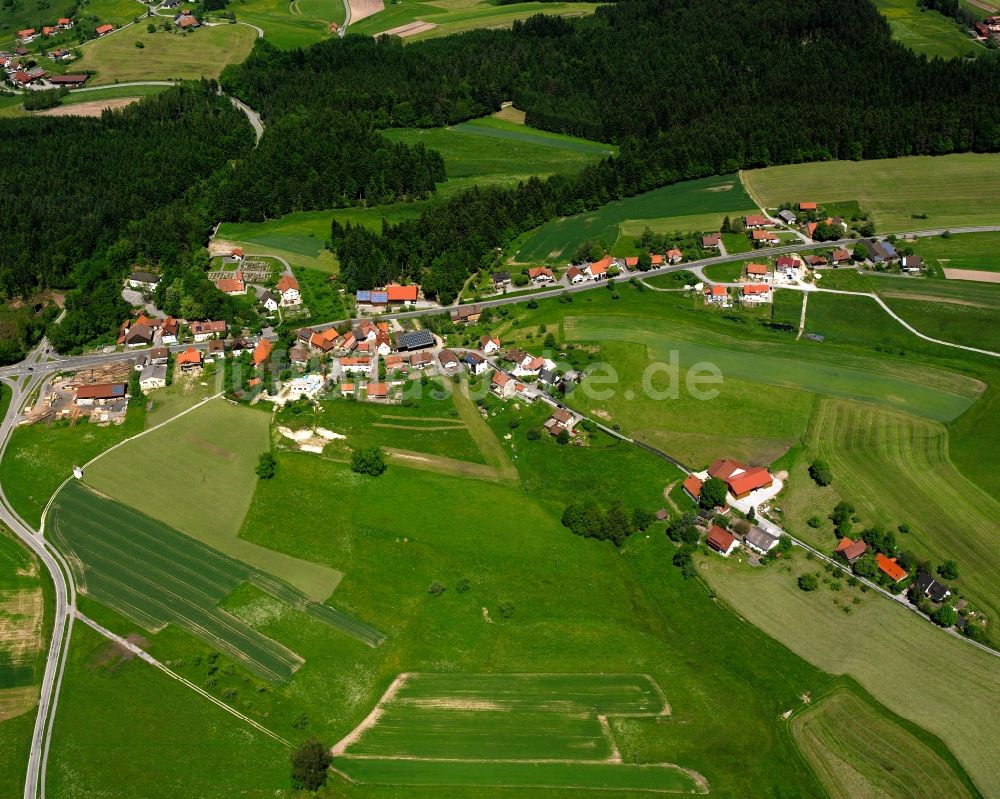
[0,83,251,299]
[223,0,1000,300]
[213,111,445,222]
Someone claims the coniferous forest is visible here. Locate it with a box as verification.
[2,0,1000,349]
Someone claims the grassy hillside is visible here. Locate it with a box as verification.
[76,23,256,84]
[741,154,1000,232]
[514,174,758,263]
[234,0,343,49]
[0,0,77,40]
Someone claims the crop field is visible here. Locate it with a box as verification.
[48,481,382,681]
[874,0,980,58]
[351,0,601,39]
[236,0,344,48]
[781,399,1000,633]
[0,531,45,719]
[81,398,342,599]
[741,154,1000,232]
[75,0,145,27]
[515,175,758,263]
[792,690,975,799]
[76,25,257,85]
[384,117,614,192]
[332,672,702,792]
[701,552,1000,798]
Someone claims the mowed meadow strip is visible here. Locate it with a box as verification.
[333,673,703,793]
[48,482,383,682]
[792,690,977,799]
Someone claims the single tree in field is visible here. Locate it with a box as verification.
[351,446,387,476]
[808,459,832,486]
[256,452,277,479]
[290,739,330,791]
[937,560,959,580]
[797,573,819,592]
[699,477,727,510]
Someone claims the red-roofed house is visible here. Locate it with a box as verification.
[708,458,773,499]
[666,248,683,265]
[740,284,772,304]
[745,262,769,279]
[625,256,639,268]
[43,26,56,36]
[95,23,114,36]
[707,525,738,557]
[480,334,501,354]
[799,202,817,211]
[367,382,389,400]
[253,339,272,367]
[177,348,202,370]
[309,328,340,353]
[649,254,664,266]
[834,537,868,564]
[877,553,908,583]
[745,214,773,228]
[704,284,729,307]
[702,233,721,248]
[216,274,245,295]
[385,283,419,303]
[491,370,515,398]
[587,255,613,280]
[567,265,586,284]
[831,249,852,264]
[17,29,37,43]
[752,229,780,245]
[277,274,301,305]
[528,267,554,283]
[58,18,73,28]
[682,474,702,502]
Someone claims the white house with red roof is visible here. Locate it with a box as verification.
[740,284,772,305]
[704,284,730,307]
[585,255,613,280]
[491,370,516,398]
[277,274,301,306]
[567,266,587,284]
[528,266,554,283]
[706,525,738,557]
[744,214,773,229]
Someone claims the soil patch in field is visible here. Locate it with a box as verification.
[34,97,141,117]
[942,268,1000,284]
[378,20,437,37]
[0,589,43,666]
[351,0,385,22]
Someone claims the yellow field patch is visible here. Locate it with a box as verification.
[0,588,44,667]
[0,685,39,722]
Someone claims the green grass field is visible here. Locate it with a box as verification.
[0,84,172,118]
[0,410,145,529]
[792,689,976,799]
[909,231,1000,276]
[741,154,1000,233]
[75,0,146,27]
[383,117,615,191]
[48,622,291,799]
[515,174,758,263]
[48,481,382,681]
[350,0,601,40]
[874,0,981,58]
[779,398,1000,638]
[702,551,1000,798]
[233,0,343,48]
[76,24,257,85]
[293,264,347,320]
[81,398,344,600]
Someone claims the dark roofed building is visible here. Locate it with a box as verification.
[395,329,435,351]
[915,572,951,604]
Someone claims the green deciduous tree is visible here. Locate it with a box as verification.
[699,477,727,509]
[290,739,331,791]
[808,459,832,486]
[351,446,387,476]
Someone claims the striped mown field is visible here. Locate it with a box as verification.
[48,481,383,682]
[792,690,976,799]
[333,673,703,793]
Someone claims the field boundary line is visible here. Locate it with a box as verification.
[76,611,292,747]
[331,672,410,756]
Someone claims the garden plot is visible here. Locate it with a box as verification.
[332,672,705,793]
